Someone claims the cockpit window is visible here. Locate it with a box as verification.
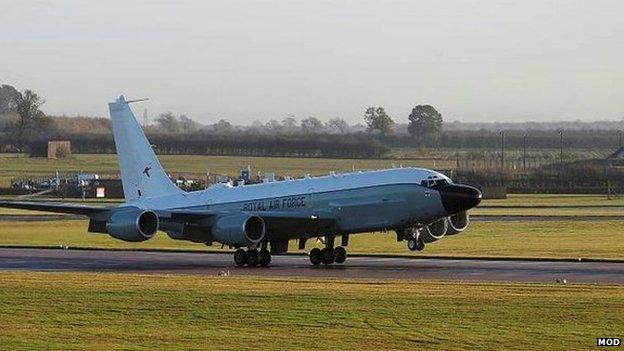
[421,178,449,189]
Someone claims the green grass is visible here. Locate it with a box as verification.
[475,194,624,216]
[1,220,623,259]
[472,207,624,216]
[480,194,624,207]
[0,272,621,351]
[0,153,455,187]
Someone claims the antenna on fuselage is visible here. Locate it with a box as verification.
[126,98,149,104]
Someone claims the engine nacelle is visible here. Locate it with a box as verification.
[105,207,159,242]
[446,211,470,235]
[212,214,266,246]
[421,218,448,243]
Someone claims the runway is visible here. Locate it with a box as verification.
[1,248,623,284]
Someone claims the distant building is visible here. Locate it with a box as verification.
[47,141,71,159]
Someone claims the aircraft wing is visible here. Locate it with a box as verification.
[159,208,336,233]
[0,200,110,216]
[246,211,337,234]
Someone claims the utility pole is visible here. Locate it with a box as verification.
[558,129,564,169]
[499,130,505,187]
[143,108,149,128]
[500,130,505,170]
[523,133,527,170]
[619,130,623,149]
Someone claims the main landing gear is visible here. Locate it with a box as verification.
[309,235,348,265]
[234,246,271,267]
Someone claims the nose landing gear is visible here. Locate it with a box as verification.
[407,237,425,252]
[402,227,425,252]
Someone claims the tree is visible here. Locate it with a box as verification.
[155,112,182,133]
[0,84,20,113]
[326,117,349,134]
[407,105,443,146]
[179,115,200,134]
[300,117,323,134]
[281,116,298,132]
[363,107,394,135]
[13,89,47,151]
[212,119,233,133]
[265,119,283,133]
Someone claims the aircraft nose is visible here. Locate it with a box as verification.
[438,184,482,215]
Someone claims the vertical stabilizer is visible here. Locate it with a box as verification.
[108,95,182,201]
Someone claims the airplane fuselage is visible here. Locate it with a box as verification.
[137,168,451,241]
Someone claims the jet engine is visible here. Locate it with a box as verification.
[105,207,159,242]
[421,218,448,243]
[212,214,266,246]
[446,211,470,235]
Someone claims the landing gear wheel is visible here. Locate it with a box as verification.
[407,238,425,252]
[246,249,259,267]
[234,249,247,266]
[321,248,335,265]
[258,249,271,267]
[309,248,322,266]
[334,246,347,264]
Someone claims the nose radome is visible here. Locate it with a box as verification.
[439,184,482,215]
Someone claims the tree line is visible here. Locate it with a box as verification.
[17,133,388,159]
[1,84,622,158]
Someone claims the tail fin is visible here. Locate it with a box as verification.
[108,95,182,201]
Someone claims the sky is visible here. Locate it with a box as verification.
[1,0,623,124]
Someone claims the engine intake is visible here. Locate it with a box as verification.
[212,214,266,246]
[421,218,448,243]
[105,207,159,242]
[446,211,470,235]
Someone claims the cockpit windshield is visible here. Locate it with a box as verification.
[421,177,450,189]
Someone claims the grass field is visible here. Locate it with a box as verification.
[0,272,621,351]
[1,150,616,187]
[475,194,624,216]
[1,219,623,259]
[481,194,624,207]
[0,153,455,187]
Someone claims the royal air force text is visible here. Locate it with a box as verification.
[242,196,306,211]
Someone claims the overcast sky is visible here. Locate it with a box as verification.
[1,0,622,124]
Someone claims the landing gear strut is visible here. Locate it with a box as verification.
[234,246,271,267]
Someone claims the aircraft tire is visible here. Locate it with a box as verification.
[408,238,425,252]
[408,238,424,252]
[258,249,271,267]
[246,249,259,267]
[334,246,347,264]
[309,248,322,265]
[416,238,425,251]
[321,248,335,265]
[234,249,247,266]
